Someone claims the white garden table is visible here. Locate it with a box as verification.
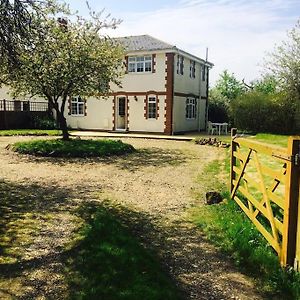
[210,122,228,135]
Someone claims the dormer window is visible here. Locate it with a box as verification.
[128,56,152,73]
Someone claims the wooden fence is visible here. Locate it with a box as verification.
[0,99,50,129]
[230,129,300,269]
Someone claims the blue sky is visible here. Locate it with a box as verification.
[64,0,300,85]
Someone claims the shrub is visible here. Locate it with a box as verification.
[231,92,296,134]
[11,138,135,157]
[32,115,58,130]
[208,89,230,123]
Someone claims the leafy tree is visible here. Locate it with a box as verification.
[231,91,295,134]
[208,88,229,123]
[251,75,278,94]
[0,10,124,140]
[0,0,60,68]
[214,70,245,101]
[208,70,244,123]
[266,19,300,102]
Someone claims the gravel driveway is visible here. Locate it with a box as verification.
[0,136,263,299]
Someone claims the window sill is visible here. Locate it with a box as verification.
[127,72,153,75]
[70,114,85,117]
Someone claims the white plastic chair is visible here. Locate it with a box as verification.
[207,121,217,135]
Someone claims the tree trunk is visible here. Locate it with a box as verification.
[56,110,69,140]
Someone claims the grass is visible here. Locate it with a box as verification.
[65,204,182,300]
[0,129,62,136]
[250,133,289,147]
[0,180,182,299]
[190,156,300,299]
[11,138,135,157]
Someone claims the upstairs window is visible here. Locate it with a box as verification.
[148,96,157,119]
[186,98,197,119]
[128,56,152,73]
[71,96,85,116]
[177,55,184,75]
[190,60,196,78]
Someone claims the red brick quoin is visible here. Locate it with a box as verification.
[164,53,174,135]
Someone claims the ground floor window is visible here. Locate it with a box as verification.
[148,96,157,119]
[71,96,85,116]
[186,98,197,119]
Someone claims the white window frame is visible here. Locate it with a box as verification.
[185,98,197,119]
[190,60,196,79]
[71,96,85,116]
[147,96,157,119]
[128,55,152,73]
[177,55,184,75]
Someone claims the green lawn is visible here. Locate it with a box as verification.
[249,133,289,147]
[11,138,135,157]
[190,152,300,299]
[0,180,182,299]
[65,205,182,300]
[0,129,62,136]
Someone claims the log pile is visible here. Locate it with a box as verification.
[195,137,230,148]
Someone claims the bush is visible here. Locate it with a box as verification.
[32,115,57,130]
[208,89,230,123]
[11,138,135,157]
[231,92,296,134]
[208,97,229,123]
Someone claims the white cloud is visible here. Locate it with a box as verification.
[104,0,299,84]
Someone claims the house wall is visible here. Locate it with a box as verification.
[172,53,209,133]
[111,52,166,92]
[66,97,113,130]
[0,50,210,134]
[127,95,166,133]
[65,52,167,133]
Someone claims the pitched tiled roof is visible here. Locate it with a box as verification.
[114,34,213,66]
[115,35,176,52]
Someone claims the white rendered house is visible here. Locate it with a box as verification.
[66,35,213,134]
[0,35,213,134]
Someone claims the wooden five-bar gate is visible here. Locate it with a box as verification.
[230,129,300,269]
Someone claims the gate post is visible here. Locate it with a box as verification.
[296,204,300,270]
[281,137,300,267]
[230,128,237,194]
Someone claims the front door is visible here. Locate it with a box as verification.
[116,97,126,130]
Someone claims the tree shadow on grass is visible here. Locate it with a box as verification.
[0,180,77,299]
[11,147,188,172]
[64,201,184,300]
[102,148,188,172]
[0,180,261,300]
[0,181,184,300]
[67,201,263,300]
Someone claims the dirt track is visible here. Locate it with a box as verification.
[0,136,264,299]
